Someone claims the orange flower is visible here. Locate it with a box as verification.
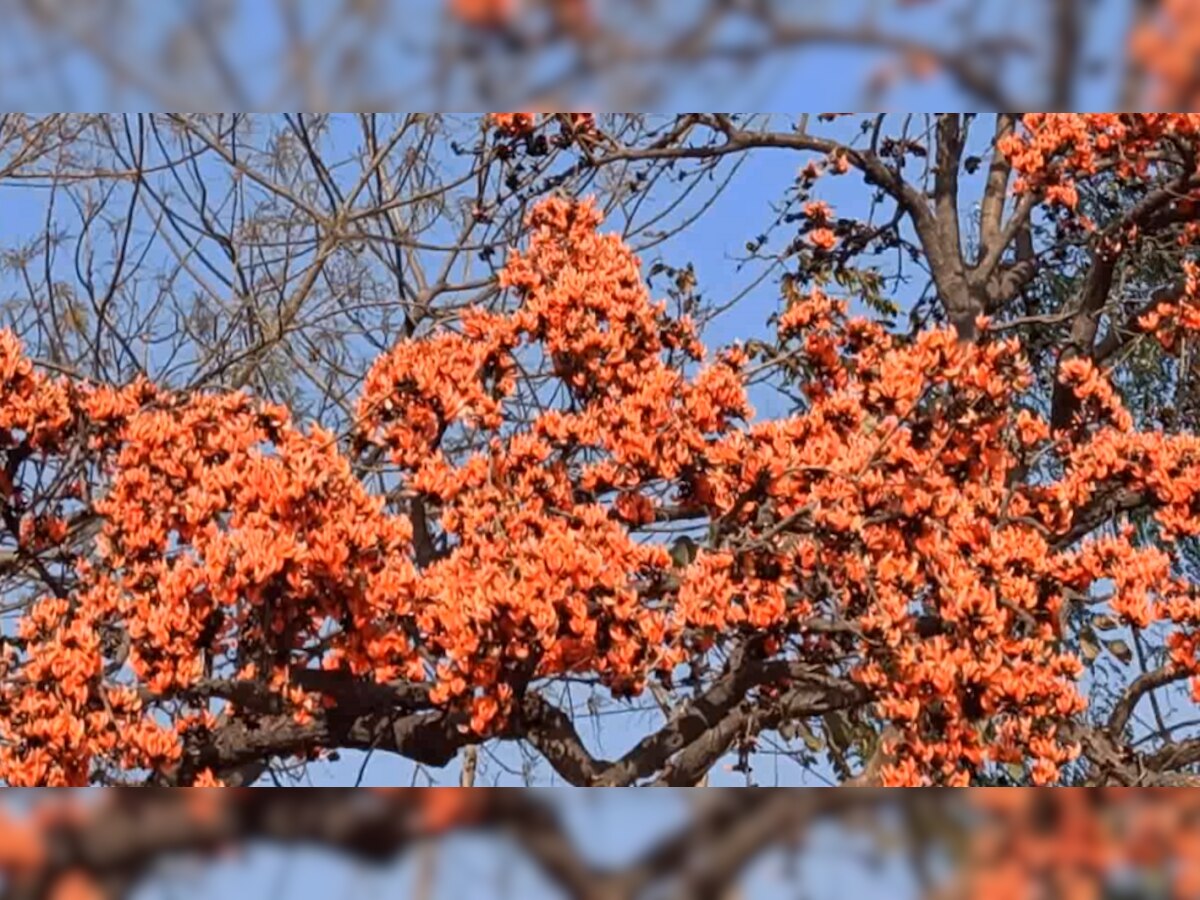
[808,228,838,251]
[451,0,520,28]
[2,179,1200,790]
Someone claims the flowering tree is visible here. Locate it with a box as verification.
[7,2,1200,108]
[3,2,1198,108]
[2,790,1200,900]
[5,113,1200,786]
[447,0,1200,109]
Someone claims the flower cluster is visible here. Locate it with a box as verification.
[488,112,596,139]
[954,790,1200,899]
[2,376,417,785]
[450,0,520,29]
[8,193,1200,786]
[999,114,1200,212]
[1129,0,1200,110]
[1139,260,1200,355]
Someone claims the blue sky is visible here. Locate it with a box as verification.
[0,0,1139,110]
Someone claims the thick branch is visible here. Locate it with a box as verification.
[1107,663,1189,738]
[177,657,868,788]
[1,792,602,900]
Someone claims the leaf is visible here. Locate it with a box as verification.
[1106,639,1133,664]
[744,339,769,356]
[823,710,852,752]
[797,721,825,753]
[1080,631,1100,662]
[674,266,696,294]
[668,536,698,569]
[1092,614,1120,631]
[64,301,90,336]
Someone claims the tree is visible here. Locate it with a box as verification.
[6,113,1200,787]
[1,2,1196,110]
[1,789,1198,900]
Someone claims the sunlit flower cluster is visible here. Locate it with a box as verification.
[7,191,1200,786]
